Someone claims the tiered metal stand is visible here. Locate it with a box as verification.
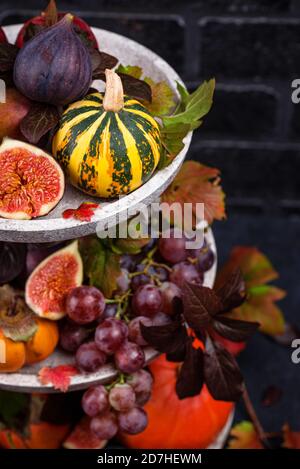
[0,25,232,446]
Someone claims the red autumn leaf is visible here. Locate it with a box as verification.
[161,161,225,225]
[228,421,264,449]
[282,424,300,449]
[62,202,100,222]
[38,365,78,392]
[216,247,286,336]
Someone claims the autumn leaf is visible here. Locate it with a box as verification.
[38,365,78,392]
[216,247,286,336]
[144,77,176,116]
[62,202,100,222]
[20,102,60,144]
[116,64,143,79]
[228,421,264,449]
[282,424,300,448]
[161,161,226,225]
[79,236,122,298]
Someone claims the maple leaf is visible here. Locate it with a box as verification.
[161,161,225,225]
[228,421,264,449]
[62,202,100,222]
[216,247,286,336]
[38,365,78,392]
[282,424,300,449]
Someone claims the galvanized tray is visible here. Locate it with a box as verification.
[0,25,193,244]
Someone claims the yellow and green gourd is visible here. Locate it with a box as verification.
[52,69,161,198]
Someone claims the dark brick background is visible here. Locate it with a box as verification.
[0,0,300,443]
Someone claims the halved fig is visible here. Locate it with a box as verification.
[25,241,83,320]
[0,138,65,220]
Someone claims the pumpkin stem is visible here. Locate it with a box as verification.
[103,69,124,112]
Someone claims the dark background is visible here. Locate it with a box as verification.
[1,0,300,438]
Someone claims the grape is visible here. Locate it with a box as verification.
[102,303,118,320]
[197,247,215,272]
[130,370,153,406]
[75,341,106,373]
[158,230,188,264]
[132,284,162,317]
[130,264,154,291]
[95,318,128,355]
[0,242,26,283]
[160,281,182,315]
[120,254,136,272]
[90,411,118,440]
[60,321,90,352]
[118,407,148,435]
[153,265,169,282]
[187,237,207,259]
[65,286,105,325]
[115,341,145,373]
[116,268,130,294]
[130,369,153,394]
[128,316,152,346]
[109,383,136,412]
[170,262,203,288]
[152,312,172,326]
[82,385,109,417]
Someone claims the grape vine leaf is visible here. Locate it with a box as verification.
[79,236,122,298]
[112,236,151,255]
[228,421,264,449]
[161,161,226,226]
[38,365,78,392]
[215,247,286,336]
[20,102,60,144]
[175,340,204,399]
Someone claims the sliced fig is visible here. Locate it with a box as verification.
[0,284,37,341]
[0,138,65,220]
[63,417,107,449]
[25,241,83,321]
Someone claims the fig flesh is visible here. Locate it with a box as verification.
[0,138,65,220]
[25,241,83,321]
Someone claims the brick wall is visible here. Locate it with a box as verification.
[1,0,300,214]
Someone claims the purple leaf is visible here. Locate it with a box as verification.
[20,103,60,144]
[213,316,259,342]
[216,268,246,313]
[182,283,222,331]
[176,340,204,399]
[203,335,244,402]
[0,43,19,72]
[140,321,188,355]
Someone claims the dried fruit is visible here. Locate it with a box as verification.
[0,88,31,141]
[63,417,107,449]
[0,138,64,220]
[25,241,83,320]
[13,14,92,106]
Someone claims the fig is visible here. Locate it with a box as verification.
[63,417,107,449]
[0,138,65,220]
[16,13,98,49]
[25,241,83,320]
[0,88,32,141]
[13,14,92,106]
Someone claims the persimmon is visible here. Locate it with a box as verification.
[25,318,59,365]
[0,319,59,372]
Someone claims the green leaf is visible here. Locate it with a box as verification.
[113,237,150,255]
[144,77,176,116]
[79,237,122,298]
[116,64,143,79]
[162,78,215,127]
[0,391,29,429]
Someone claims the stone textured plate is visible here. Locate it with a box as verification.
[0,25,192,244]
[0,229,217,393]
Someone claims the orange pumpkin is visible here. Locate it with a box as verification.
[120,355,234,449]
[0,318,59,372]
[0,422,70,449]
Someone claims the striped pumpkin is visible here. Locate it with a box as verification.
[52,71,161,198]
